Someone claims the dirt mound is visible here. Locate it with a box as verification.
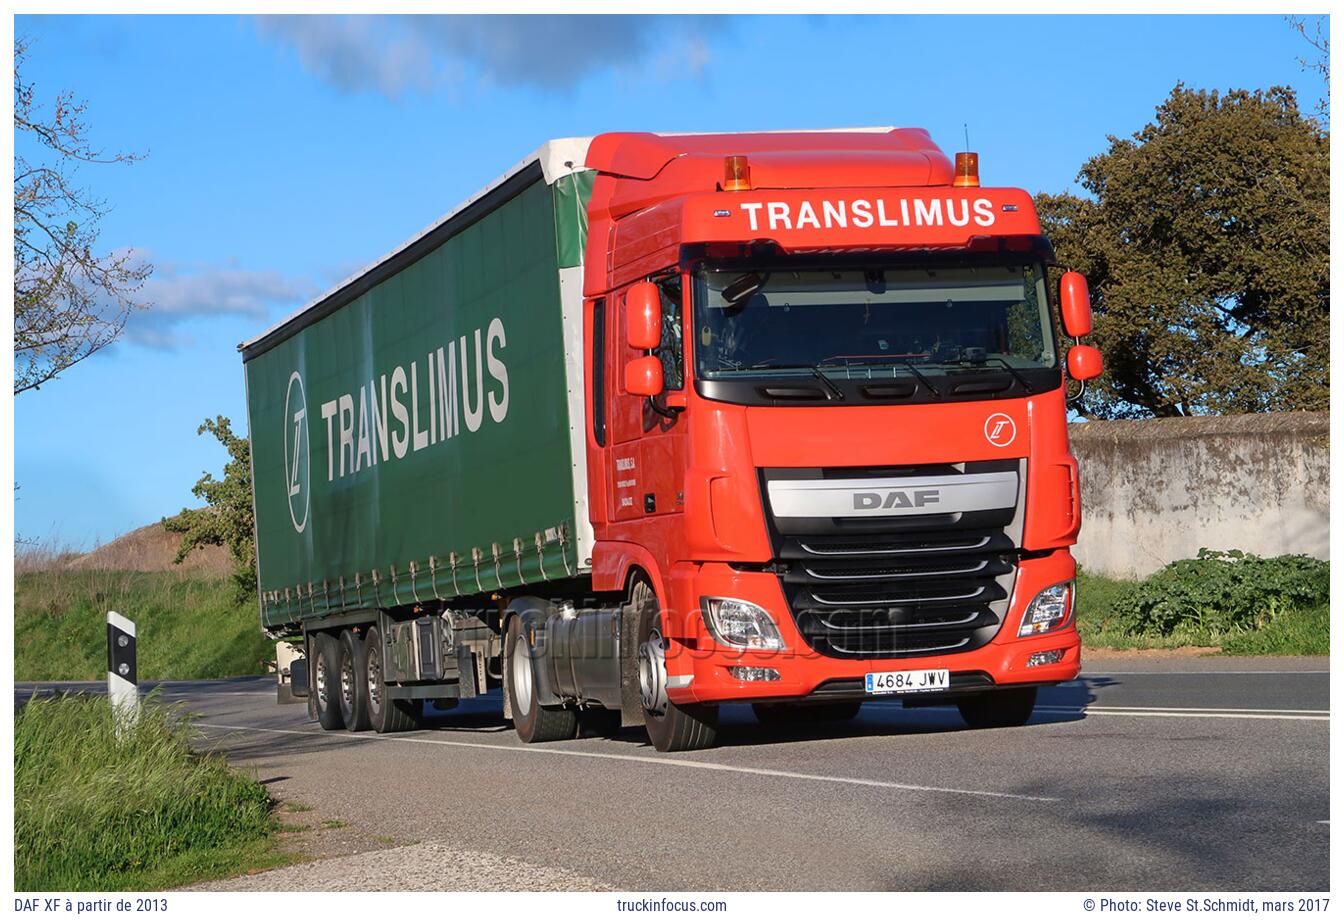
[63,522,234,576]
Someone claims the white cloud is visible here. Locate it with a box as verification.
[256,14,723,100]
[125,258,308,349]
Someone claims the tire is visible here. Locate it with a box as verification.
[753,700,862,725]
[633,581,718,752]
[957,687,1038,729]
[311,632,345,731]
[506,615,578,743]
[364,624,419,734]
[338,630,371,732]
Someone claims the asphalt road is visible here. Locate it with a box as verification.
[16,657,1329,891]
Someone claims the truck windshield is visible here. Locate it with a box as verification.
[692,263,1057,393]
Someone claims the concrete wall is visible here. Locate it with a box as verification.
[1069,412,1329,579]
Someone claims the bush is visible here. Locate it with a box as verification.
[14,695,273,890]
[1113,549,1329,638]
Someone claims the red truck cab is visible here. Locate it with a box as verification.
[578,129,1101,750]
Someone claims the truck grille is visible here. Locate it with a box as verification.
[762,463,1020,660]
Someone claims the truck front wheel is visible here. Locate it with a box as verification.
[311,632,345,731]
[957,687,1038,729]
[505,615,578,743]
[633,581,718,752]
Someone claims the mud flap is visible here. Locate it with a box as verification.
[619,589,647,728]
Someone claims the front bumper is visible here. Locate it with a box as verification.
[661,549,1080,705]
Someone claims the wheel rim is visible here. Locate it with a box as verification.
[638,627,668,716]
[340,646,356,715]
[367,645,382,713]
[315,653,330,710]
[510,628,533,717]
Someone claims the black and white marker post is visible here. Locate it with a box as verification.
[106,610,138,731]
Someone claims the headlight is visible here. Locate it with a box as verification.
[1018,580,1075,637]
[702,597,785,650]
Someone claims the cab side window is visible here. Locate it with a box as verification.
[655,274,684,390]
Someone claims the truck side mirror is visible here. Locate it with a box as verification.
[625,355,664,397]
[1059,271,1093,338]
[1067,344,1103,381]
[626,282,661,350]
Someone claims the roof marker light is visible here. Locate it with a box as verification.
[954,151,980,188]
[723,155,752,192]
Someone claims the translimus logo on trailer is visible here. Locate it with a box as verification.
[284,370,311,534]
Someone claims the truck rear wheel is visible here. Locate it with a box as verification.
[506,615,578,743]
[957,687,1038,729]
[311,632,345,731]
[633,581,718,752]
[753,700,862,725]
[338,630,372,732]
[363,624,419,734]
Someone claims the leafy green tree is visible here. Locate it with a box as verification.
[163,417,256,601]
[1037,84,1328,418]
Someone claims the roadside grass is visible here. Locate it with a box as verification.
[1220,604,1329,656]
[1076,571,1328,655]
[15,694,297,891]
[15,570,271,681]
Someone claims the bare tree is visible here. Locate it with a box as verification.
[13,38,151,394]
[1287,15,1329,121]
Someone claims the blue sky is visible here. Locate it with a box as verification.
[13,14,1328,548]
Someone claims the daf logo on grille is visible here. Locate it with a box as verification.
[853,489,940,511]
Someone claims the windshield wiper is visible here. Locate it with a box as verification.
[894,360,942,399]
[816,356,943,398]
[940,357,1036,394]
[748,363,846,401]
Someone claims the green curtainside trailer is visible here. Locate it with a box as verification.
[241,141,597,635]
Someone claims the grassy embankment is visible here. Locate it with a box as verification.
[15,569,272,681]
[15,694,296,891]
[15,556,1327,681]
[1076,571,1329,656]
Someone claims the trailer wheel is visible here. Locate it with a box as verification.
[752,700,862,725]
[957,687,1038,729]
[505,615,578,743]
[364,624,418,734]
[311,633,345,731]
[632,580,718,752]
[338,630,372,732]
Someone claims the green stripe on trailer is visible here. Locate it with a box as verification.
[553,169,595,269]
[245,168,590,632]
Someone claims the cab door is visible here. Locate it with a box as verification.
[606,274,686,524]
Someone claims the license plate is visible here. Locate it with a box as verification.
[865,668,950,695]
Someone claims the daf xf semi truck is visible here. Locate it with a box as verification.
[242,128,1103,751]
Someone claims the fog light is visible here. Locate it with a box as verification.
[1027,649,1065,668]
[1019,580,1075,637]
[702,597,785,650]
[728,666,780,682]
